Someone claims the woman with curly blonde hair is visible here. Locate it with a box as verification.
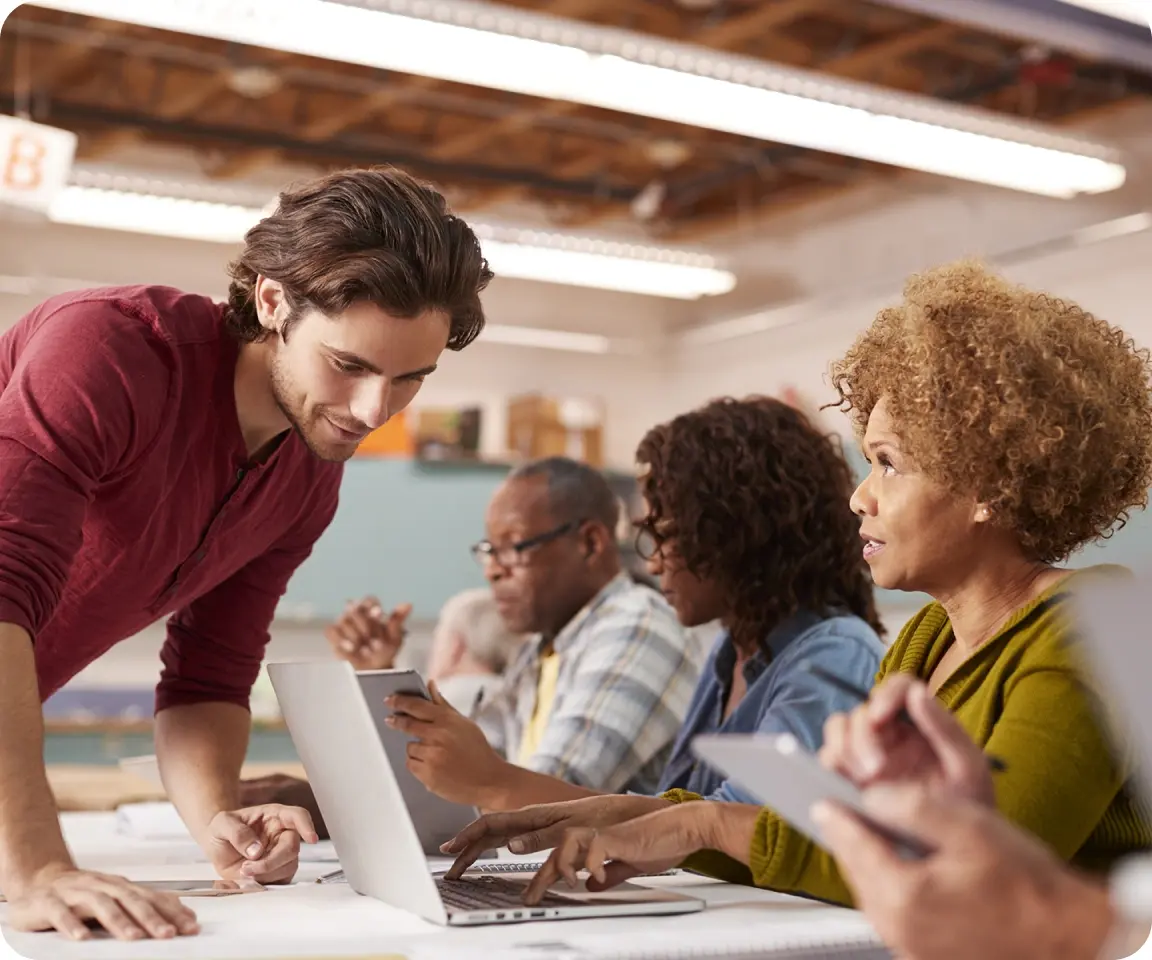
[491,260,1152,909]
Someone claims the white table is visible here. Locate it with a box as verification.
[0,813,882,959]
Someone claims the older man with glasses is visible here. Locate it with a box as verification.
[372,456,699,811]
[245,456,696,825]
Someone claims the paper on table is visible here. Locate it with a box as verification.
[301,840,340,862]
[116,801,191,840]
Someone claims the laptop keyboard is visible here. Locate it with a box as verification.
[437,875,578,911]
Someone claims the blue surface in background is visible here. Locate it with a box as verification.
[280,459,500,620]
[278,453,1152,624]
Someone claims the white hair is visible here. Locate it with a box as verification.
[435,587,525,672]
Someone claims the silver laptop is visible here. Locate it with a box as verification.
[268,660,704,926]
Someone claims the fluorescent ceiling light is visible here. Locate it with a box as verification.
[47,181,733,299]
[1052,0,1148,25]
[48,186,265,244]
[474,227,733,299]
[35,0,1126,198]
[478,325,611,353]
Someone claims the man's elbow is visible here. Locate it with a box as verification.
[154,681,253,716]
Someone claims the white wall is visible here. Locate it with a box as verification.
[664,226,1152,443]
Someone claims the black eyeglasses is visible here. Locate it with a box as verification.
[471,519,583,569]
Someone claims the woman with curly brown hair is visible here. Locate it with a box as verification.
[438,396,885,866]
[635,396,884,801]
[474,259,1152,910]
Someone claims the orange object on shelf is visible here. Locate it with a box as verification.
[354,411,413,457]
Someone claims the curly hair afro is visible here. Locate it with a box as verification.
[830,260,1152,563]
[636,396,882,647]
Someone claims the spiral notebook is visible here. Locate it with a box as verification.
[410,907,889,959]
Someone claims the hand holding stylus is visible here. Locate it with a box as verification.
[812,670,998,808]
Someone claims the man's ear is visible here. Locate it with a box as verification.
[254,276,287,333]
[582,521,611,561]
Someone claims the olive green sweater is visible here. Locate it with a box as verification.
[665,567,1152,906]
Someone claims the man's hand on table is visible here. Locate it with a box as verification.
[206,803,318,885]
[7,865,200,941]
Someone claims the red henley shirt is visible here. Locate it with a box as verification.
[0,285,342,713]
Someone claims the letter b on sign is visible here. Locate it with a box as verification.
[3,134,47,192]
[0,116,77,214]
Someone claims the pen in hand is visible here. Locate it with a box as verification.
[802,661,1008,773]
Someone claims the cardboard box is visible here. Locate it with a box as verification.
[507,394,604,467]
[354,410,413,457]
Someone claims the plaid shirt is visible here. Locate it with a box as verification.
[477,573,698,794]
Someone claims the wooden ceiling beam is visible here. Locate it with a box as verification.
[666,176,866,242]
[206,146,283,180]
[698,0,828,50]
[430,100,579,162]
[299,76,440,141]
[156,71,232,120]
[822,21,960,78]
[36,18,131,91]
[75,127,145,160]
[460,150,610,212]
[545,0,616,17]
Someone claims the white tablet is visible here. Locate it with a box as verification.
[691,733,928,859]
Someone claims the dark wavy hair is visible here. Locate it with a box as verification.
[636,396,882,648]
[226,166,492,349]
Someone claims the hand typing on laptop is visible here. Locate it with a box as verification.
[441,794,673,877]
[516,802,762,906]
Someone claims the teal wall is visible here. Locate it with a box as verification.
[281,460,501,620]
[284,452,1152,623]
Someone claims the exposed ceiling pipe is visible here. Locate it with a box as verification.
[865,0,1152,75]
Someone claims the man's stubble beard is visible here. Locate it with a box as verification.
[268,351,355,464]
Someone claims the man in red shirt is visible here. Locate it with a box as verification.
[0,167,491,940]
